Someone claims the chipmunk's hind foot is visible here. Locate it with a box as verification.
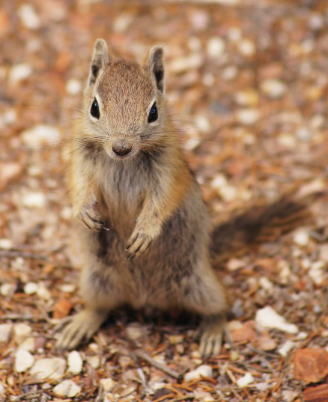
[199,314,232,359]
[54,309,108,350]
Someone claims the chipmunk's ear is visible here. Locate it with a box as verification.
[88,39,110,86]
[146,45,164,93]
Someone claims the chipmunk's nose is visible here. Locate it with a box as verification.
[112,145,132,157]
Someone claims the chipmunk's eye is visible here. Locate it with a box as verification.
[90,98,100,119]
[148,102,158,123]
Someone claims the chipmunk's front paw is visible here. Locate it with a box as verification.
[126,224,158,259]
[77,201,109,231]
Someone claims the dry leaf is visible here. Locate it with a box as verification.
[294,348,328,384]
[53,299,73,319]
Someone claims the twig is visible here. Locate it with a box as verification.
[0,314,48,322]
[171,394,194,402]
[133,349,181,380]
[12,392,42,401]
[0,250,48,261]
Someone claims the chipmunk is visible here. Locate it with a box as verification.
[55,39,315,357]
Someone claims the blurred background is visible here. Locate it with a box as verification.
[1,0,328,400]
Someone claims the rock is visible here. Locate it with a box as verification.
[30,358,66,380]
[259,277,274,292]
[9,64,32,84]
[184,365,212,382]
[235,89,259,106]
[230,351,239,361]
[37,282,51,300]
[236,372,254,387]
[238,39,255,56]
[168,54,203,73]
[21,125,60,148]
[0,162,22,190]
[293,230,309,247]
[0,384,5,394]
[87,355,100,369]
[278,134,296,148]
[14,323,32,344]
[309,261,325,285]
[194,390,214,401]
[24,282,38,295]
[100,378,117,392]
[222,66,238,81]
[18,337,35,352]
[59,283,75,293]
[282,390,298,402]
[0,239,12,249]
[53,380,81,398]
[168,335,184,344]
[227,320,243,332]
[297,127,312,142]
[278,340,295,357]
[261,78,286,99]
[0,324,12,343]
[206,37,225,58]
[0,283,15,296]
[227,258,246,271]
[68,351,83,374]
[15,350,34,373]
[125,322,146,340]
[53,299,73,319]
[18,4,40,29]
[236,109,260,125]
[22,192,46,208]
[231,321,256,343]
[255,306,298,334]
[294,348,328,384]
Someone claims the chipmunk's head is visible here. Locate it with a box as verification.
[83,38,166,160]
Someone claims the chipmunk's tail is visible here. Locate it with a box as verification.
[210,191,323,265]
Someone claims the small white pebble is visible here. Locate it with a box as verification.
[53,380,81,398]
[309,261,325,285]
[259,277,274,291]
[238,39,255,56]
[293,230,309,247]
[15,350,34,373]
[236,109,260,125]
[59,283,76,293]
[1,283,15,296]
[261,79,286,99]
[255,306,298,334]
[0,238,12,249]
[0,324,13,343]
[24,282,38,295]
[14,323,32,344]
[100,378,117,392]
[18,337,35,352]
[0,384,5,394]
[296,331,308,340]
[87,355,100,369]
[278,340,295,357]
[23,192,46,209]
[18,4,40,29]
[125,323,146,340]
[9,64,32,84]
[66,79,82,95]
[184,365,212,382]
[21,124,60,147]
[237,372,254,387]
[68,351,83,374]
[222,66,238,81]
[37,282,51,300]
[30,358,66,380]
[206,37,225,58]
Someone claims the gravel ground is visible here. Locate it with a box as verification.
[1,1,328,401]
